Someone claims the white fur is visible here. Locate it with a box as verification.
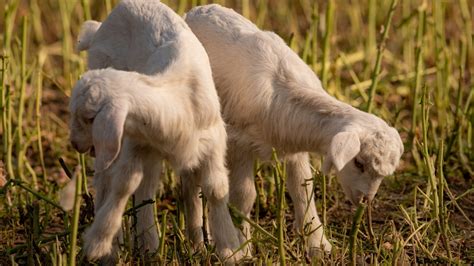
[70,69,242,262]
[185,4,404,255]
[70,0,243,262]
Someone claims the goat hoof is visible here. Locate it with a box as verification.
[308,241,332,258]
[83,229,113,260]
[219,248,245,264]
[236,235,253,258]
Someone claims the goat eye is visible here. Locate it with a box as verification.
[83,116,94,125]
[354,159,364,173]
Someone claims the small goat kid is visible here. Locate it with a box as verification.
[71,0,244,258]
[69,68,242,261]
[185,4,404,255]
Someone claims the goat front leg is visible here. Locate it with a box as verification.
[133,152,162,254]
[285,152,332,256]
[84,141,144,261]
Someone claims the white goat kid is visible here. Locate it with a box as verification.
[185,4,404,255]
[71,0,242,261]
[69,68,242,261]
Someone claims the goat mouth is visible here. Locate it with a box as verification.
[89,146,96,157]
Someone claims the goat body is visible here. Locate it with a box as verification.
[69,0,243,262]
[185,4,404,254]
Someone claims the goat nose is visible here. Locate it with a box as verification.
[351,190,364,205]
[71,141,79,151]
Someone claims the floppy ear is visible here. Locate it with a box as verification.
[92,102,128,172]
[323,131,361,173]
[76,20,101,52]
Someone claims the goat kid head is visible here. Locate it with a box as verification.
[69,71,129,173]
[322,127,403,204]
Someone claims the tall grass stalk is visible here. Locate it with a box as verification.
[17,16,29,184]
[8,179,64,210]
[459,0,472,67]
[320,0,334,89]
[1,56,8,160]
[437,141,452,260]
[349,203,366,266]
[255,0,267,28]
[311,3,319,69]
[59,0,74,85]
[242,0,250,19]
[2,0,20,55]
[159,210,168,262]
[34,65,47,181]
[81,0,92,21]
[68,159,84,266]
[418,83,457,261]
[272,151,286,265]
[366,0,376,64]
[420,85,439,216]
[410,6,426,172]
[228,204,298,260]
[105,0,113,14]
[321,169,327,226]
[5,76,15,183]
[80,154,88,195]
[30,0,44,44]
[433,0,448,135]
[366,0,398,113]
[399,204,433,259]
[401,0,414,71]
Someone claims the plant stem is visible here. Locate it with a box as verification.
[159,210,168,262]
[17,16,28,183]
[81,0,92,21]
[320,0,334,89]
[68,162,83,266]
[366,0,398,113]
[410,6,426,172]
[35,65,47,182]
[349,203,366,266]
[272,150,286,265]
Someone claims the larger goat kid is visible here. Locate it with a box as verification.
[70,0,243,262]
[185,4,404,255]
[69,68,242,261]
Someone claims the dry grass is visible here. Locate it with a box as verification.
[0,0,473,264]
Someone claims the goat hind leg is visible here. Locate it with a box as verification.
[133,154,162,254]
[227,143,256,256]
[200,146,243,261]
[180,168,205,251]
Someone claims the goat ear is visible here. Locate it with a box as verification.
[92,103,128,172]
[325,131,360,172]
[76,20,101,52]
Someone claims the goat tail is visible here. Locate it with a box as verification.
[76,20,102,52]
[59,173,77,211]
